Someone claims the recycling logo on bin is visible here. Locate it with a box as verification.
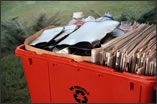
[70,86,90,103]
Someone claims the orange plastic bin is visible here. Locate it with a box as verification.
[15,44,156,103]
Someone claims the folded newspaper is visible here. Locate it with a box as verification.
[91,22,156,76]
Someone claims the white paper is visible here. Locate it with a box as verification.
[30,27,64,45]
[54,25,78,41]
[58,20,119,45]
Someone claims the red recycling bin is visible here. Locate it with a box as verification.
[15,44,156,103]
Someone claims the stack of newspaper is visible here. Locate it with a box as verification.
[92,22,156,76]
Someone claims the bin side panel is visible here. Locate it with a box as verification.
[21,56,51,103]
[140,86,155,103]
[16,45,156,103]
[49,62,142,103]
[49,62,77,103]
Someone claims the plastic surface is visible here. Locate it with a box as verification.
[15,44,156,103]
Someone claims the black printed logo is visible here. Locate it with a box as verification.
[70,86,90,103]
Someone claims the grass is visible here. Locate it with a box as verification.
[1,1,155,25]
[1,53,31,103]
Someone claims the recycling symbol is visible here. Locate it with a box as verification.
[70,86,90,103]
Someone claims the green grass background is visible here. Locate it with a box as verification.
[1,1,156,103]
[2,1,155,25]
